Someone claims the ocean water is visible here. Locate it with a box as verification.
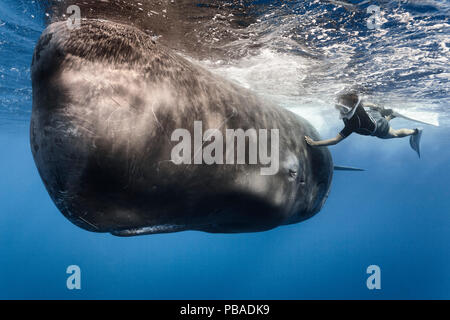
[0,0,449,299]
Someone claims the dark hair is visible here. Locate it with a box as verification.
[337,91,359,108]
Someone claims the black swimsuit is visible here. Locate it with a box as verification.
[339,105,390,139]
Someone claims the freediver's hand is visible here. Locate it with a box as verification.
[305,136,317,146]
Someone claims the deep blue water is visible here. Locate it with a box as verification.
[0,1,448,299]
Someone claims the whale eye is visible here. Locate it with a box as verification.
[288,169,297,178]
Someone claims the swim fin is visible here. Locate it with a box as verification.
[409,129,423,158]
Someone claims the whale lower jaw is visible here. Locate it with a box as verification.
[111,225,189,237]
[110,221,281,236]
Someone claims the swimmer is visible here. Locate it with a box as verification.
[304,91,423,157]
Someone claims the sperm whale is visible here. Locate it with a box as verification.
[30,1,334,236]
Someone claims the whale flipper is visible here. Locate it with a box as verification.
[333,165,365,171]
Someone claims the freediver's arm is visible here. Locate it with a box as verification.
[305,134,345,147]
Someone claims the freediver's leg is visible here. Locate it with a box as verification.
[380,125,422,158]
[384,127,417,139]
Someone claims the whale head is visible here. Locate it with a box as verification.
[30,5,334,236]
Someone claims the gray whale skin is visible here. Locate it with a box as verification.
[30,19,333,236]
